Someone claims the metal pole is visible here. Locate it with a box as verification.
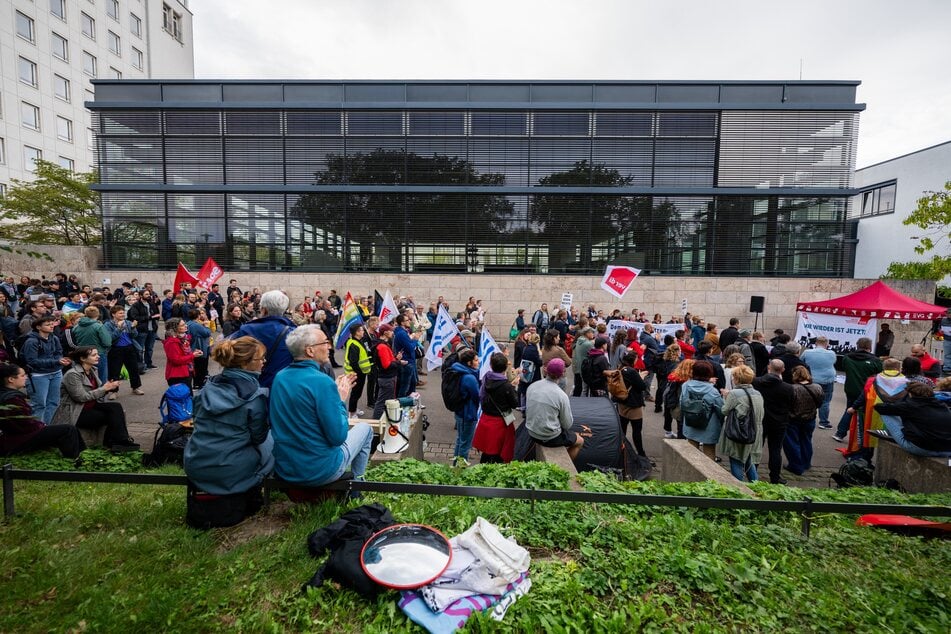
[3,464,15,518]
[801,496,813,539]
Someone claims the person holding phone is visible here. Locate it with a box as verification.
[163,317,202,391]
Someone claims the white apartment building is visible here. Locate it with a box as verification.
[0,0,194,193]
[852,140,951,284]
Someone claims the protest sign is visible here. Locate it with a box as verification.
[561,293,573,311]
[794,312,877,354]
[606,320,683,342]
[599,266,640,299]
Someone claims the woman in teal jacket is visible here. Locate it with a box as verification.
[184,337,273,525]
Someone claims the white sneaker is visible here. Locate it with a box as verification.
[453,456,471,468]
[107,392,118,401]
[356,409,365,417]
[664,431,676,439]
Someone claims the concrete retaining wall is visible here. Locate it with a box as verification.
[660,439,754,495]
[875,440,951,494]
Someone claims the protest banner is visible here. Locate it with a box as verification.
[425,305,461,371]
[606,320,683,342]
[379,289,399,324]
[560,293,573,311]
[794,312,877,354]
[194,257,224,290]
[477,326,500,379]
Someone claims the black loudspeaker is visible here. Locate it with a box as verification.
[749,296,765,313]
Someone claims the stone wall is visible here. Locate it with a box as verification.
[5,245,938,355]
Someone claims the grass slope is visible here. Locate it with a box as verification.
[1,456,949,632]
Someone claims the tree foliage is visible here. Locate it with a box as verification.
[0,160,101,246]
[883,181,951,281]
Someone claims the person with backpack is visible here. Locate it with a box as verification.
[581,337,610,397]
[717,364,764,482]
[572,327,597,396]
[653,340,680,412]
[185,309,213,389]
[21,315,71,424]
[184,337,274,529]
[371,324,403,419]
[446,349,481,467]
[0,363,85,459]
[51,347,138,451]
[638,324,662,401]
[680,360,724,460]
[752,359,795,485]
[616,350,648,456]
[663,358,695,439]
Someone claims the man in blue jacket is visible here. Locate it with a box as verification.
[270,324,372,486]
[231,290,296,389]
[449,348,481,467]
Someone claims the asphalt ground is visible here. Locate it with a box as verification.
[121,342,853,488]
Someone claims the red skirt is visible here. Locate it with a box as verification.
[472,413,515,463]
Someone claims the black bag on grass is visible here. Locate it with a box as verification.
[185,482,264,529]
[142,422,190,467]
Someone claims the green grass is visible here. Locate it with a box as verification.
[1,458,949,632]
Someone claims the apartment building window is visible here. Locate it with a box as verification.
[21,102,40,130]
[58,156,75,171]
[54,74,71,102]
[57,116,73,142]
[15,11,35,43]
[107,0,119,21]
[82,51,97,77]
[0,139,5,164]
[50,0,66,21]
[24,146,42,172]
[0,184,6,199]
[51,32,69,60]
[109,67,122,79]
[18,57,38,88]
[130,13,142,37]
[108,30,121,55]
[851,181,898,219]
[87,128,95,149]
[163,3,183,42]
[82,12,95,39]
[132,47,144,70]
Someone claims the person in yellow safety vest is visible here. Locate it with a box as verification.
[345,323,372,417]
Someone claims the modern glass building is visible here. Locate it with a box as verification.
[89,80,863,276]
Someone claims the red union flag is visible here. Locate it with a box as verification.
[173,262,198,293]
[600,265,641,299]
[195,257,224,290]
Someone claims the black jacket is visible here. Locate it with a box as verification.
[778,353,807,384]
[752,373,794,428]
[750,341,770,376]
[481,377,519,416]
[694,353,726,390]
[874,398,951,452]
[718,326,739,350]
[619,366,647,409]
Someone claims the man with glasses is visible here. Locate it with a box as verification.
[270,324,373,487]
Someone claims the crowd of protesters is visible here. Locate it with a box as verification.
[1,272,949,526]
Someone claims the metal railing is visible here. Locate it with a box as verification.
[5,464,950,538]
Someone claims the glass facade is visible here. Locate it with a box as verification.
[91,81,863,276]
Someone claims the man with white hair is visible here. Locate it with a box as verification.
[270,325,373,486]
[230,290,296,388]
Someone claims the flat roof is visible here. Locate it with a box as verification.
[89,79,865,111]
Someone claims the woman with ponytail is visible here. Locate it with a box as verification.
[183,336,273,529]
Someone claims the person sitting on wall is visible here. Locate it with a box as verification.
[0,363,85,459]
[525,358,584,461]
[269,325,373,487]
[910,344,941,380]
[869,381,951,457]
[184,337,274,529]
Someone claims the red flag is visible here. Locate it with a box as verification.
[195,257,224,290]
[599,265,641,299]
[173,263,198,294]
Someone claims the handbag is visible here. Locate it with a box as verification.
[509,323,519,339]
[724,388,756,444]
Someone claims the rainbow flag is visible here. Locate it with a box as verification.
[334,291,365,349]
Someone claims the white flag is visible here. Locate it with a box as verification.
[379,289,399,325]
[424,305,460,371]
[477,326,500,379]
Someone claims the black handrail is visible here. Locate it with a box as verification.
[4,464,950,538]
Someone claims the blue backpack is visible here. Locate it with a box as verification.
[159,383,193,426]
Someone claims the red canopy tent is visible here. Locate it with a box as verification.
[796,280,945,321]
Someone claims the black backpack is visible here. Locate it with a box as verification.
[723,388,756,444]
[13,333,31,369]
[142,422,190,467]
[831,458,874,488]
[441,367,466,413]
[581,356,597,386]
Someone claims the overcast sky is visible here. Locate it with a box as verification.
[192,0,951,168]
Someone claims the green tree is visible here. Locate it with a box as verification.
[883,180,951,293]
[0,160,101,246]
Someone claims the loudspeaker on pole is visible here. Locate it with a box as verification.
[749,296,765,313]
